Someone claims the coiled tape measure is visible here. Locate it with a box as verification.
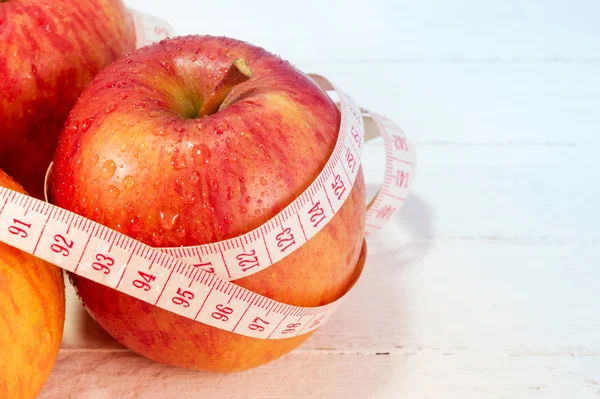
[0,11,416,340]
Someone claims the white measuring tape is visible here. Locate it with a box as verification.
[0,11,416,340]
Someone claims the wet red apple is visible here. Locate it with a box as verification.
[0,0,136,198]
[0,169,65,398]
[50,35,366,372]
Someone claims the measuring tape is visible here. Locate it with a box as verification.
[0,11,416,340]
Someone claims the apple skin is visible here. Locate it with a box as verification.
[50,35,366,372]
[0,0,136,199]
[0,169,66,398]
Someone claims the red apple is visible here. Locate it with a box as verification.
[0,169,65,398]
[50,35,366,372]
[0,0,136,198]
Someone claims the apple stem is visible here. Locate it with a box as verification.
[199,59,253,116]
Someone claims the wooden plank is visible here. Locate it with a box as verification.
[38,350,600,399]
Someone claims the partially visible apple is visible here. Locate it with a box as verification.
[0,169,65,398]
[0,0,136,198]
[51,35,366,372]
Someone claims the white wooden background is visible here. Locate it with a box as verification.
[40,1,600,398]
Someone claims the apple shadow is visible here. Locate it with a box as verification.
[259,189,437,398]
[61,277,124,349]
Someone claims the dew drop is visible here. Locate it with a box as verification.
[108,186,120,198]
[209,179,218,192]
[139,161,148,169]
[120,143,128,152]
[90,154,99,165]
[238,205,247,214]
[101,160,116,179]
[214,123,226,135]
[259,176,267,186]
[223,214,234,224]
[160,211,179,231]
[129,215,143,233]
[134,101,146,109]
[189,172,200,185]
[123,175,135,190]
[245,196,251,203]
[171,154,187,170]
[68,120,79,135]
[82,118,93,133]
[105,104,118,114]
[182,191,196,205]
[106,81,117,88]
[227,186,233,200]
[192,144,211,165]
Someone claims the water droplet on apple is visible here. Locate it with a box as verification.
[238,205,247,214]
[260,176,267,186]
[190,172,200,185]
[125,59,133,64]
[149,111,157,118]
[90,154,99,165]
[105,104,118,114]
[68,120,79,135]
[275,174,283,181]
[82,118,93,133]
[254,209,261,216]
[108,186,120,198]
[191,146,211,166]
[132,69,140,75]
[123,176,135,190]
[129,215,142,233]
[209,179,218,192]
[171,155,187,170]
[227,186,233,200]
[101,160,116,179]
[93,179,100,185]
[160,211,179,231]
[106,81,117,88]
[245,196,251,203]
[151,231,165,246]
[193,48,200,54]
[120,143,128,152]
[182,191,196,205]
[139,161,148,169]
[134,101,146,109]
[223,214,234,225]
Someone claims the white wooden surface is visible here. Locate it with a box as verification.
[41,0,600,398]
